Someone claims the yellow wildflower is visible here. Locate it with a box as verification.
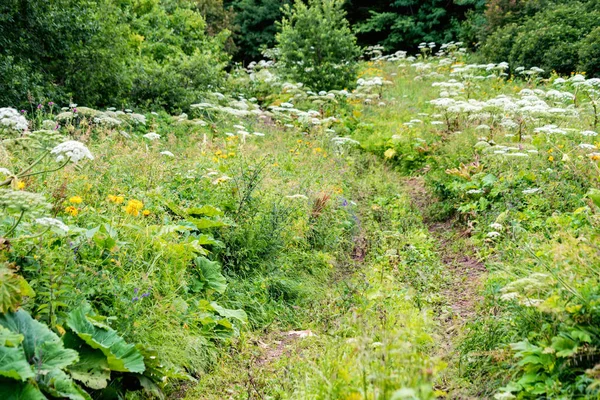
[384,148,397,159]
[142,209,151,217]
[107,195,125,204]
[16,181,26,190]
[212,176,232,185]
[124,199,144,216]
[65,206,78,216]
[548,156,554,162]
[69,196,83,204]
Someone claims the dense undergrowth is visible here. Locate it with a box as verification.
[354,53,600,398]
[2,9,600,399]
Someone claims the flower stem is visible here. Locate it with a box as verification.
[4,210,25,237]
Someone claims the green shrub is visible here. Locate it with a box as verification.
[579,26,600,75]
[225,0,292,61]
[275,0,361,91]
[353,0,478,51]
[479,2,600,76]
[0,0,230,110]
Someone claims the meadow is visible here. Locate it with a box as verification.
[2,29,600,400]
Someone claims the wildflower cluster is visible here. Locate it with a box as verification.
[124,199,144,216]
[51,141,94,163]
[0,189,51,215]
[0,107,28,131]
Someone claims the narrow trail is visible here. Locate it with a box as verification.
[405,177,485,318]
[405,176,486,397]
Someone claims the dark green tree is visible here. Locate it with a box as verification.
[0,0,230,111]
[276,0,360,91]
[225,0,291,62]
[351,0,477,51]
[0,0,131,107]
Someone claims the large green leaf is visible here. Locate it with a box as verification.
[0,379,46,400]
[0,326,24,347]
[188,217,228,230]
[209,302,248,324]
[0,345,33,381]
[63,333,110,390]
[0,267,34,313]
[66,304,145,374]
[164,200,228,229]
[588,188,600,208]
[187,205,224,217]
[195,234,224,248]
[194,257,227,294]
[38,369,91,400]
[0,310,78,373]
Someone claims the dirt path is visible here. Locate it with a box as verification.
[404,176,486,397]
[404,177,485,320]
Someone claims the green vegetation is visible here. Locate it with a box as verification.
[477,1,600,76]
[276,0,361,91]
[2,0,600,399]
[0,0,229,111]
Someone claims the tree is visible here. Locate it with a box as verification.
[276,0,360,91]
[352,0,477,51]
[225,0,291,62]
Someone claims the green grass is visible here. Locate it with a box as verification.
[2,52,600,399]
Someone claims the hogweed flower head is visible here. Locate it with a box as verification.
[50,141,94,163]
[25,130,68,151]
[35,217,69,233]
[0,107,28,131]
[0,189,51,215]
[143,132,160,141]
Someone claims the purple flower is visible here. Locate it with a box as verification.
[73,108,78,113]
[134,288,139,294]
[132,296,139,302]
[20,110,26,114]
[341,198,348,207]
[141,292,150,298]
[37,104,43,109]
[48,101,55,106]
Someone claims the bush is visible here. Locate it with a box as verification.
[226,0,292,62]
[478,1,600,76]
[0,0,230,110]
[353,0,477,51]
[0,0,132,107]
[579,26,600,75]
[275,0,360,91]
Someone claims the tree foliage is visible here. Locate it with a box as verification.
[224,0,291,62]
[350,0,479,51]
[276,0,360,91]
[0,0,229,111]
[478,1,600,76]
